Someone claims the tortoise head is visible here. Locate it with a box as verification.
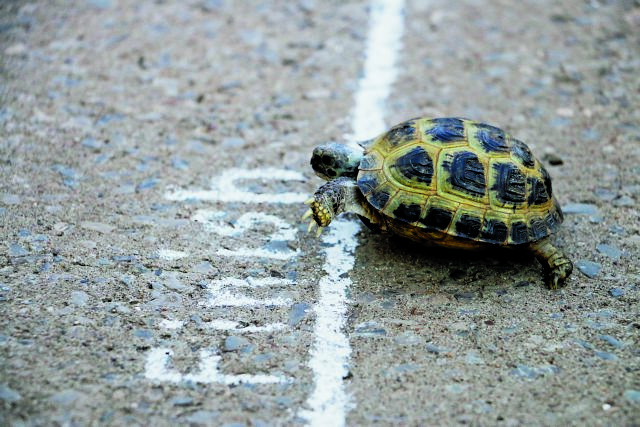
[310,142,363,181]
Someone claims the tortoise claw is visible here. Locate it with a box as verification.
[301,208,313,220]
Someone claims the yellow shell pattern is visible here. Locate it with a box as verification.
[356,117,563,246]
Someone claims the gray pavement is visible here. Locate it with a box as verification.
[1,0,639,426]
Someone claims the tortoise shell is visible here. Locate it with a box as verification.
[356,117,563,245]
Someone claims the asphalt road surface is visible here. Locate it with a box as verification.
[1,0,639,426]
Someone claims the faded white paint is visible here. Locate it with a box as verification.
[159,319,184,330]
[145,348,286,385]
[157,249,188,261]
[164,168,308,204]
[350,0,406,142]
[300,0,405,425]
[193,210,298,241]
[192,210,300,260]
[207,319,287,333]
[216,247,299,260]
[206,277,293,307]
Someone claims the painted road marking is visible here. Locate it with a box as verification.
[164,167,308,204]
[146,168,304,385]
[206,277,293,308]
[145,348,287,385]
[157,249,189,261]
[159,318,286,333]
[299,0,406,425]
[194,210,300,259]
[298,219,362,425]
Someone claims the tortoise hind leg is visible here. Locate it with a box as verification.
[528,238,573,289]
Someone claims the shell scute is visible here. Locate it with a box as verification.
[358,117,563,245]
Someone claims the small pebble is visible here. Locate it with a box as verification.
[543,153,564,165]
[81,137,102,149]
[171,157,189,170]
[510,364,559,380]
[594,351,617,361]
[464,351,484,365]
[80,221,115,234]
[1,194,21,205]
[563,203,597,215]
[224,336,250,352]
[171,396,194,407]
[221,137,246,148]
[596,244,622,260]
[288,303,310,327]
[613,195,635,207]
[353,321,386,337]
[598,335,623,348]
[624,390,640,403]
[183,411,220,424]
[70,290,89,306]
[136,178,158,191]
[394,332,424,346]
[8,243,29,257]
[575,260,601,278]
[425,343,451,355]
[0,384,21,403]
[134,329,153,339]
[608,288,624,298]
[609,225,626,235]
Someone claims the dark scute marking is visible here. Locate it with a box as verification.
[545,208,562,231]
[481,219,508,243]
[444,151,486,198]
[421,207,453,230]
[425,118,465,142]
[492,163,526,204]
[527,177,550,205]
[387,121,416,146]
[529,218,548,240]
[476,123,509,152]
[455,214,482,239]
[393,203,422,223]
[541,167,553,198]
[394,147,433,185]
[545,211,557,230]
[510,221,529,244]
[359,154,378,170]
[357,175,379,195]
[511,139,535,168]
[368,190,391,210]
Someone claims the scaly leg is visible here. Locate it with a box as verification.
[529,237,573,289]
[303,177,376,232]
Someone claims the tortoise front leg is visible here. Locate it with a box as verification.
[528,237,573,289]
[304,177,376,230]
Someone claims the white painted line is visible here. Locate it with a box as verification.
[300,219,361,425]
[157,249,189,261]
[300,0,405,425]
[206,278,293,307]
[145,348,287,384]
[350,0,406,141]
[210,277,295,288]
[207,319,287,333]
[193,211,297,240]
[165,168,308,204]
[216,247,299,260]
[159,319,184,330]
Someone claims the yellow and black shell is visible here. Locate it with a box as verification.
[356,117,563,246]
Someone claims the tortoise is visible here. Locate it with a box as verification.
[304,117,573,289]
